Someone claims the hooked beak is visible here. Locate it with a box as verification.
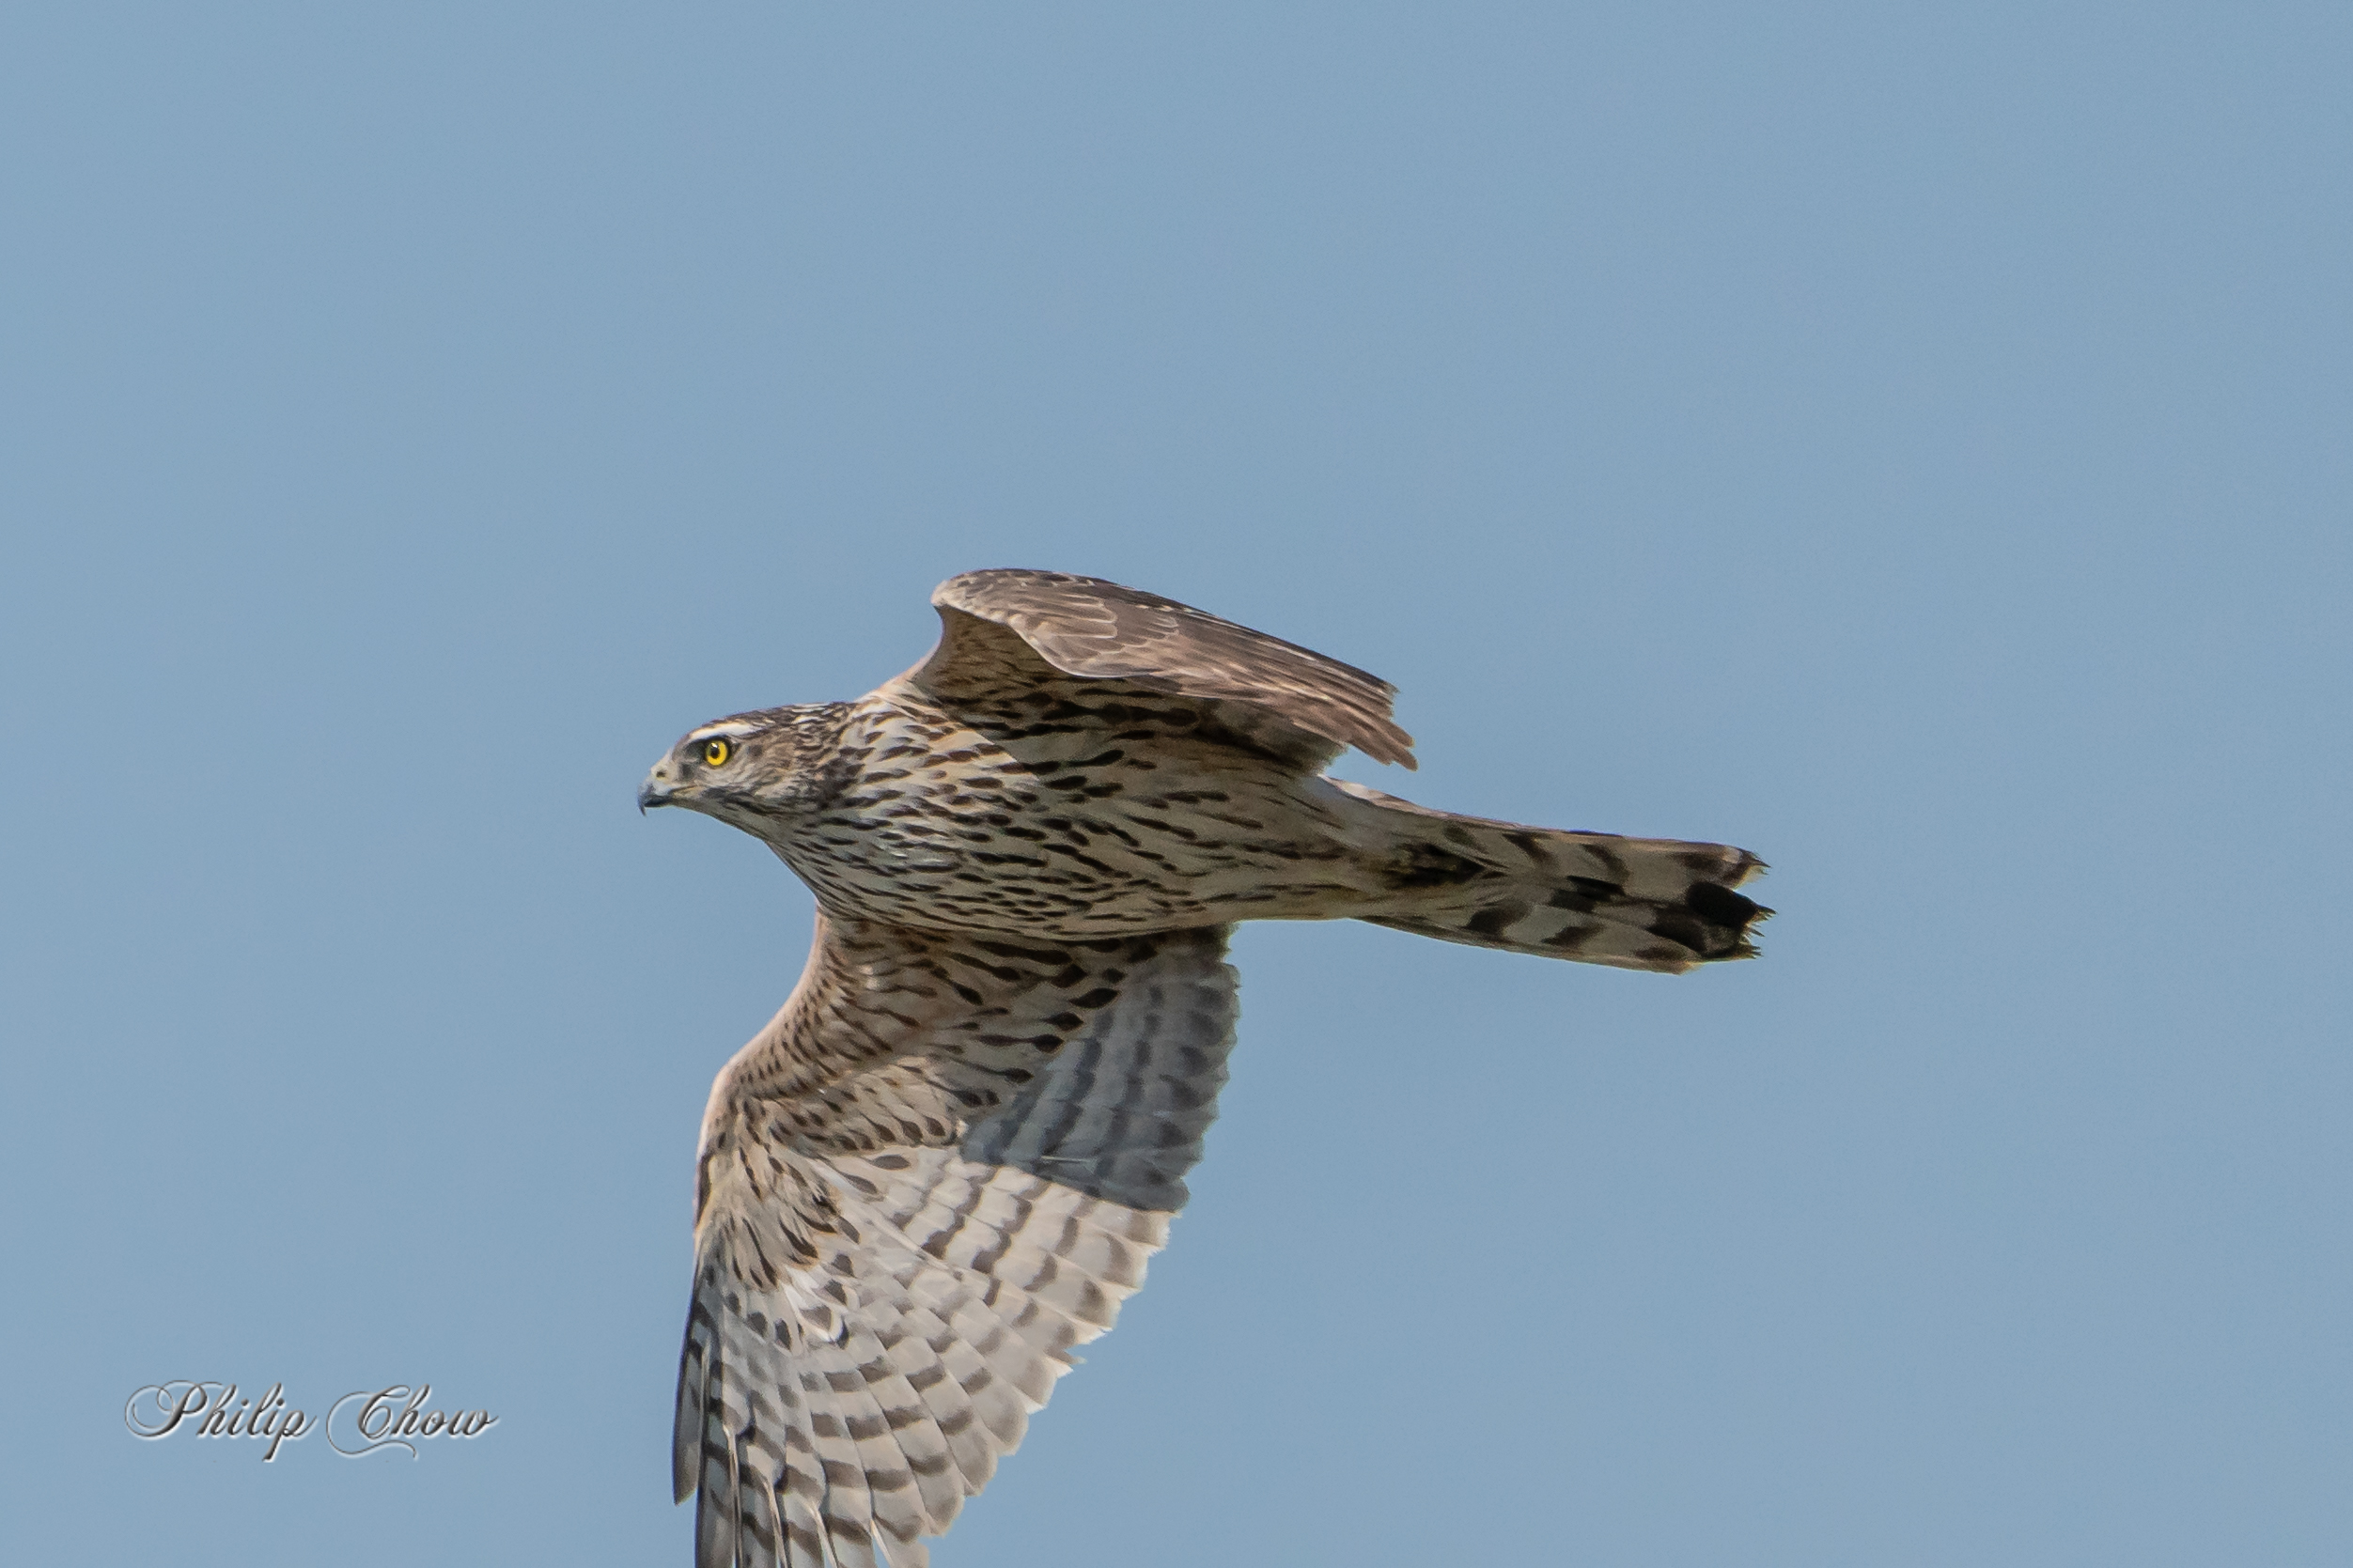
[638,768,678,814]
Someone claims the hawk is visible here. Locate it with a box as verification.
[638,569,1768,1568]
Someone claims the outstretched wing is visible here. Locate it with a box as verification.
[912,567,1417,770]
[674,916,1239,1568]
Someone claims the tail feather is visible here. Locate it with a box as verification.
[1330,780,1770,973]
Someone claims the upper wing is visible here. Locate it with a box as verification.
[911,567,1417,770]
[674,915,1238,1568]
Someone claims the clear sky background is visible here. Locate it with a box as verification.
[4,5,2348,1565]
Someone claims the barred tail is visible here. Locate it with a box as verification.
[1328,780,1770,973]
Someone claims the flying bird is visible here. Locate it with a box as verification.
[638,568,1769,1568]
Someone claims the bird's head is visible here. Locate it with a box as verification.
[638,704,851,834]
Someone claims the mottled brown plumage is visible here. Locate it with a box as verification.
[639,569,1769,1568]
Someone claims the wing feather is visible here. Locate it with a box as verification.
[913,567,1417,769]
[676,918,1238,1568]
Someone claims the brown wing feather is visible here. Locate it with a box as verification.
[674,915,1239,1568]
[914,567,1418,769]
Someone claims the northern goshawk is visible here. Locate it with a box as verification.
[638,568,1768,1568]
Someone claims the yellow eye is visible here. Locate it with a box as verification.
[700,738,733,767]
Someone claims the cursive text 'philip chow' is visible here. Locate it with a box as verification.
[125,1381,497,1460]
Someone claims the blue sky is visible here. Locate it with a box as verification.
[4,5,2348,1564]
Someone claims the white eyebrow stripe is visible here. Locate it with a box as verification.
[686,721,761,742]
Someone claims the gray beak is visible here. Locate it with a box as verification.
[638,771,677,814]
